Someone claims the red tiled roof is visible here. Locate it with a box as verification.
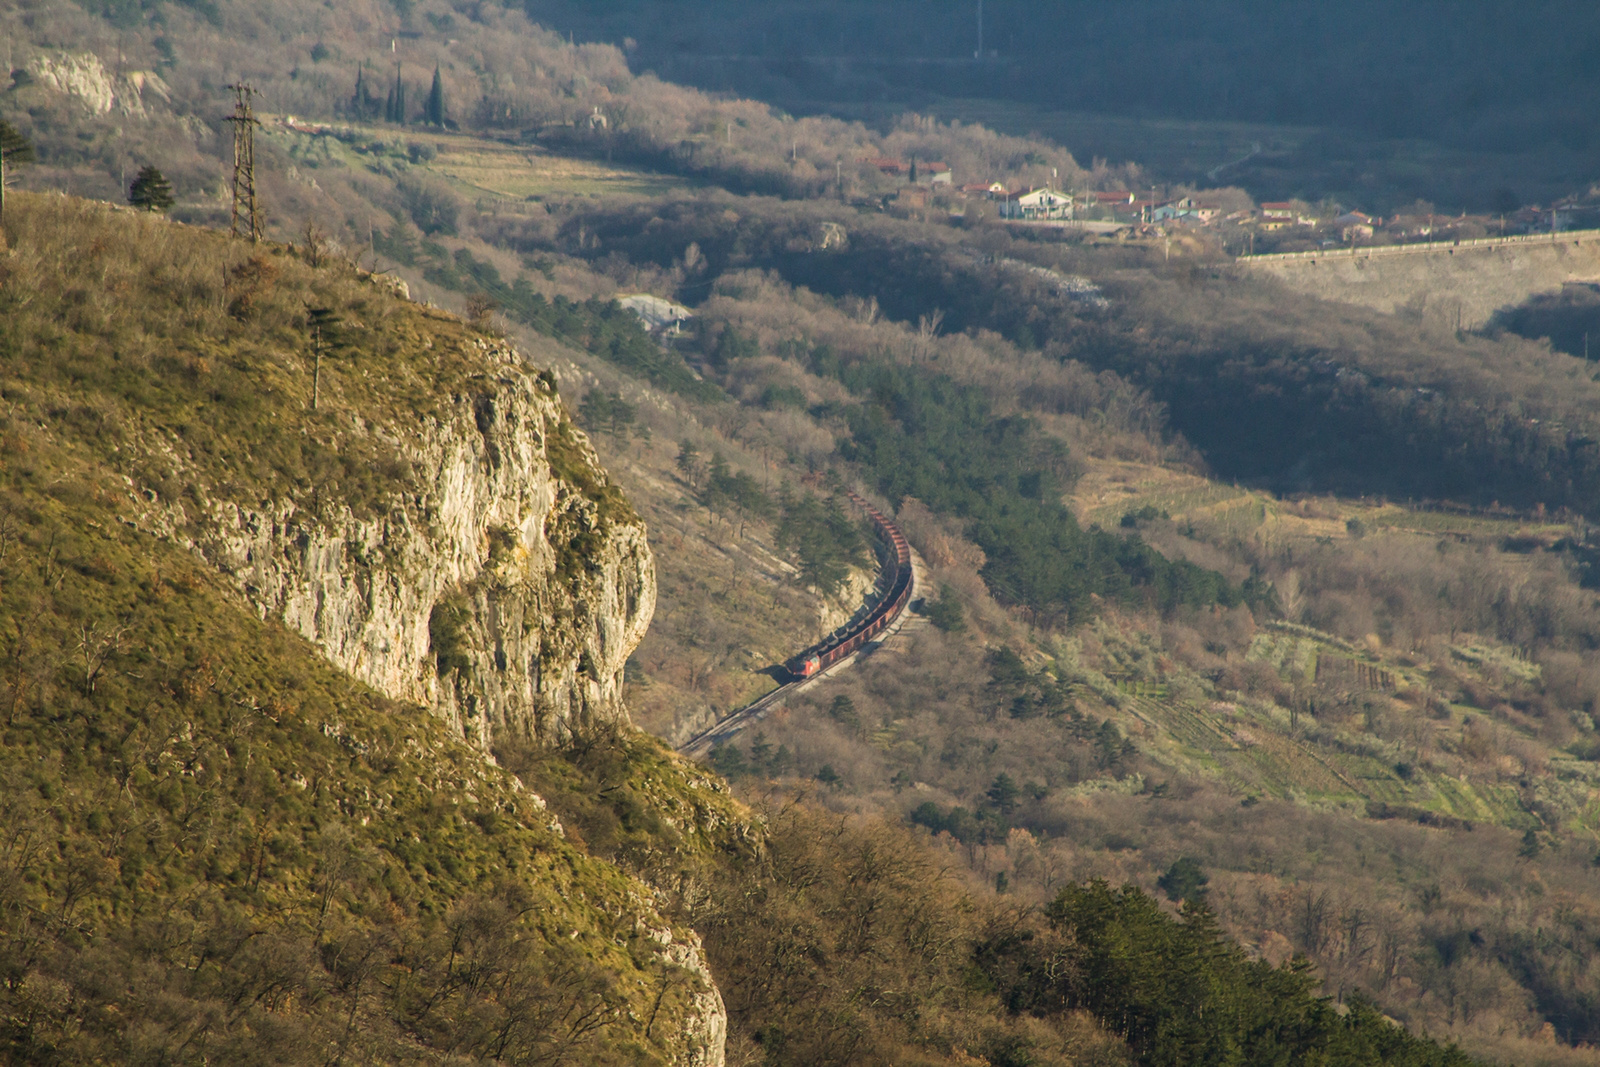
[860,157,907,173]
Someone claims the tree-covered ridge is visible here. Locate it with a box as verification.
[558,198,1600,520]
[830,358,1254,622]
[1026,882,1473,1067]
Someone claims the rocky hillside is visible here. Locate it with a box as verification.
[0,192,730,1065]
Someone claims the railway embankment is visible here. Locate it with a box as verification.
[1239,229,1600,330]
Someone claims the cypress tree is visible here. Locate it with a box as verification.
[352,64,369,115]
[127,165,175,212]
[0,120,36,230]
[390,64,406,125]
[425,65,445,126]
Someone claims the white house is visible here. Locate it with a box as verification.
[619,294,693,334]
[1000,188,1073,220]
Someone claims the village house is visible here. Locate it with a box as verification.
[1333,211,1375,241]
[999,187,1073,220]
[1510,206,1550,232]
[1152,197,1221,224]
[860,156,907,176]
[961,181,1009,198]
[1550,198,1600,231]
[1258,202,1300,231]
[923,162,953,185]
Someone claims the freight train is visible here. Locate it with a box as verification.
[782,493,914,682]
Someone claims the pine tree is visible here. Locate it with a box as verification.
[127,166,175,213]
[0,120,36,230]
[425,65,445,126]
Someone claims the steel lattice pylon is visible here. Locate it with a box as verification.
[225,83,262,242]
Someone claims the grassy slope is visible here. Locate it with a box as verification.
[0,194,742,1065]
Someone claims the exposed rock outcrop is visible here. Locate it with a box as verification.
[152,338,654,751]
[163,338,723,1064]
[24,51,168,116]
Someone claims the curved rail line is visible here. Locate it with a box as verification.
[679,492,915,757]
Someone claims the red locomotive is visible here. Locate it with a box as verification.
[783,493,914,682]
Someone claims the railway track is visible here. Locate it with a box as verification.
[678,493,916,758]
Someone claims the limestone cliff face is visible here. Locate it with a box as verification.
[177,339,654,751]
[24,50,169,117]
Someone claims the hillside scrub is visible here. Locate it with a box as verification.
[12,11,1600,1065]
[0,193,493,521]
[0,481,712,1064]
[510,737,1480,1067]
[0,193,739,1063]
[519,195,1600,1059]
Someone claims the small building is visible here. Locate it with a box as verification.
[1091,191,1135,205]
[1333,211,1375,241]
[618,294,693,334]
[961,181,1007,198]
[1260,201,1296,220]
[1000,187,1073,220]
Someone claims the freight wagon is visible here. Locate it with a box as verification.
[783,492,913,681]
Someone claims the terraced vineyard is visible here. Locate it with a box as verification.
[269,118,695,205]
[1081,612,1582,834]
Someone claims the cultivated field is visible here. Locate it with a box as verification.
[267,119,696,203]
